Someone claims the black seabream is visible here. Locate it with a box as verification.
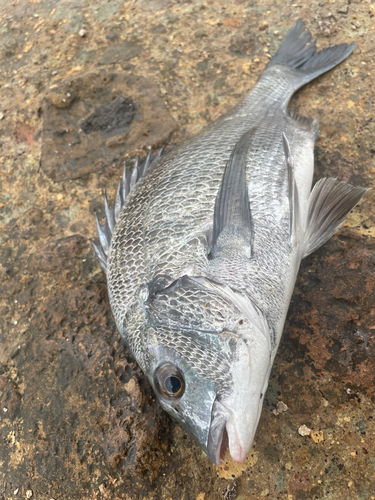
[91,19,366,465]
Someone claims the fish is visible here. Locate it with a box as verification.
[90,19,366,465]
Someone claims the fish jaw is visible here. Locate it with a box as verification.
[208,327,272,465]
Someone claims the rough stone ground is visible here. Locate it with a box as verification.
[0,0,374,499]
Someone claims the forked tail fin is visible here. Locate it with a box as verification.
[268,18,355,86]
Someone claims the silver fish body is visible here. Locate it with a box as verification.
[91,20,366,464]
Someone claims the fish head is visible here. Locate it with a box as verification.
[140,275,272,465]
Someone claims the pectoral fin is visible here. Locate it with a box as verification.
[209,129,254,260]
[282,133,300,243]
[303,178,367,258]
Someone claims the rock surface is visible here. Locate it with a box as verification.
[0,0,374,499]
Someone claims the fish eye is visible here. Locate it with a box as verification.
[154,363,185,400]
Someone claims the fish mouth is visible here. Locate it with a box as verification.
[207,399,249,465]
[207,399,230,465]
[208,423,229,465]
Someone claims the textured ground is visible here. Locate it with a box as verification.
[0,0,375,499]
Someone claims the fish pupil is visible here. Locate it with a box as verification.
[165,376,181,394]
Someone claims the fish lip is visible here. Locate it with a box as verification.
[207,420,228,466]
[207,399,230,465]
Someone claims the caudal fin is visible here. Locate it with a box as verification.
[268,18,355,85]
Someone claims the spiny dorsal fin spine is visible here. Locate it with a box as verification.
[91,148,166,273]
[95,213,111,254]
[103,189,116,234]
[90,239,107,273]
[115,180,123,220]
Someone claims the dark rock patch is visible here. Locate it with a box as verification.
[81,96,135,138]
[41,71,176,181]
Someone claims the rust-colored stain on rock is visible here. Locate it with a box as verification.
[14,123,36,145]
[0,0,374,498]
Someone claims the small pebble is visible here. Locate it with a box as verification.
[273,30,279,35]
[337,6,348,14]
[14,489,19,495]
[51,70,57,76]
[0,112,4,120]
[78,28,87,37]
[3,407,8,413]
[26,491,33,499]
[298,424,311,436]
[272,401,288,415]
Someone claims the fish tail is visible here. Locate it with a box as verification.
[268,18,355,86]
[90,148,165,273]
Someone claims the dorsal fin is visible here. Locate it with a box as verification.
[90,147,166,273]
[209,129,254,260]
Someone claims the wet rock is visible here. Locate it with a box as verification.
[337,5,349,14]
[0,376,21,420]
[136,0,170,12]
[105,32,118,41]
[228,31,259,57]
[81,97,135,138]
[28,208,44,225]
[30,235,86,273]
[317,17,336,37]
[289,235,375,397]
[91,2,122,22]
[47,90,77,110]
[151,24,166,34]
[14,123,37,145]
[0,278,169,497]
[98,41,142,65]
[41,71,176,180]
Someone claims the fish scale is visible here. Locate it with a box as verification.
[91,19,367,465]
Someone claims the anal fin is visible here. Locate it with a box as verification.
[304,178,367,258]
